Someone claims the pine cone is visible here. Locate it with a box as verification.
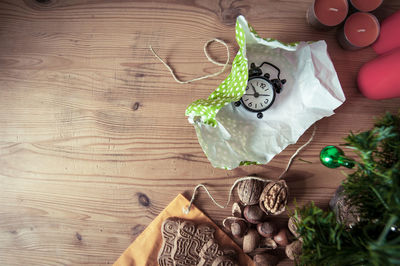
[329,185,360,227]
[259,180,288,215]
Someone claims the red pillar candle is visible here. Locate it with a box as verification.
[307,0,349,30]
[338,12,380,50]
[358,47,400,100]
[349,0,383,12]
[373,10,400,54]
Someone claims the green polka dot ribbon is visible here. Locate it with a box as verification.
[185,19,249,127]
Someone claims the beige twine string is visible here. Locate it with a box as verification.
[183,125,317,214]
[149,38,230,84]
[277,125,317,180]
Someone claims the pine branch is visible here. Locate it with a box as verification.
[294,111,400,266]
[343,112,400,223]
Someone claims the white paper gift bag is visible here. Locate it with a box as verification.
[186,16,345,170]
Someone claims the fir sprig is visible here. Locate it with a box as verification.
[343,112,400,223]
[294,112,400,266]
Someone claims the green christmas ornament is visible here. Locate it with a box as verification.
[320,145,355,169]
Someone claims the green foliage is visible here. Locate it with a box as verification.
[343,112,400,223]
[294,112,400,266]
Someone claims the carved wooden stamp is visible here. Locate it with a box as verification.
[158,217,238,266]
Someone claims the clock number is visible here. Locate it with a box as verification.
[260,83,266,89]
[255,104,257,108]
[264,99,269,104]
[248,102,252,107]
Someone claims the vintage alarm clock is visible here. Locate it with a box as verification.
[234,62,286,119]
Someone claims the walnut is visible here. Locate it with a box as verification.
[237,178,265,206]
[259,180,288,215]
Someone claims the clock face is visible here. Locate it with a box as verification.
[241,77,275,112]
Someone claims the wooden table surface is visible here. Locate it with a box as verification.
[1,0,399,265]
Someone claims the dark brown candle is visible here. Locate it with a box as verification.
[338,12,380,50]
[307,0,349,30]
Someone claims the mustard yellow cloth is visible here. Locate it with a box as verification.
[114,194,253,266]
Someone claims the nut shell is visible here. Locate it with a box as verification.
[222,217,248,238]
[288,216,301,239]
[259,237,278,249]
[230,220,247,238]
[221,248,237,260]
[249,238,277,257]
[286,240,302,260]
[243,205,266,224]
[253,253,279,266]
[259,180,288,215]
[243,229,260,253]
[257,222,276,238]
[232,202,244,218]
[273,228,291,246]
[211,255,238,266]
[237,178,265,206]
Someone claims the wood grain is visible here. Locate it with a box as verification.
[0,0,399,265]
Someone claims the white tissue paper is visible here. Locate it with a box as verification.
[186,16,345,170]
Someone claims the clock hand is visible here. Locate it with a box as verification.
[244,94,270,96]
[250,83,257,94]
